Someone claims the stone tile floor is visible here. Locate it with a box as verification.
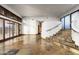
[0,30,79,55]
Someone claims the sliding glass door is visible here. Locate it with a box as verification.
[5,21,20,38]
[19,24,22,34]
[5,20,9,38]
[16,24,19,35]
[14,23,17,36]
[0,18,21,42]
[0,19,3,40]
[9,21,13,37]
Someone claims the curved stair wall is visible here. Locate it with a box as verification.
[71,11,79,46]
[41,20,62,39]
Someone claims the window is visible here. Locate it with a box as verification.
[64,15,71,29]
[16,24,19,35]
[0,19,3,40]
[18,24,22,35]
[61,15,71,30]
[61,18,65,29]
[0,6,5,15]
[0,6,22,43]
[14,23,18,36]
[0,19,22,42]
[20,24,22,34]
[5,20,9,38]
[9,21,13,37]
[71,11,79,32]
[5,20,20,38]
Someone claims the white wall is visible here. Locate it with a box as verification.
[22,16,62,39]
[41,18,62,39]
[22,17,38,34]
[72,30,79,46]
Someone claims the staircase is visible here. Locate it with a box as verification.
[43,30,79,54]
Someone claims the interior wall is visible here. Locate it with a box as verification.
[41,17,62,39]
[22,17,38,34]
[22,16,62,39]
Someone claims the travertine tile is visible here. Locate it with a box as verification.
[0,30,79,55]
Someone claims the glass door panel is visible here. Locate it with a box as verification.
[9,21,13,37]
[14,23,18,36]
[0,19,3,40]
[5,20,9,38]
[20,24,22,34]
[65,15,70,29]
[16,24,18,35]
[61,18,65,29]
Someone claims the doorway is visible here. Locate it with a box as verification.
[38,22,42,34]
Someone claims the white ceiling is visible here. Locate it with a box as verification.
[6,4,77,17]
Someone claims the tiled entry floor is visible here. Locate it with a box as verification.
[0,30,79,55]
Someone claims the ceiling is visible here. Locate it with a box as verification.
[6,4,77,17]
